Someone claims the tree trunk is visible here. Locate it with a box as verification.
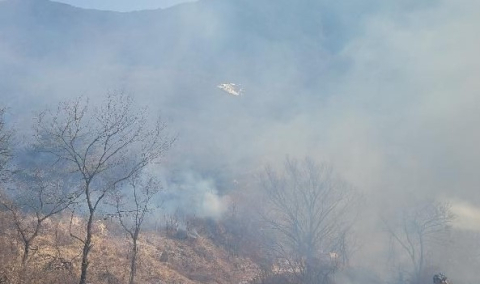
[21,241,30,266]
[417,236,425,284]
[79,212,94,284]
[129,232,139,284]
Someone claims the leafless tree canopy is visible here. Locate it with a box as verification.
[34,95,172,185]
[260,157,358,284]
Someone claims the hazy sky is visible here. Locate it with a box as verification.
[54,0,196,11]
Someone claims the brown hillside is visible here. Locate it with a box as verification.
[0,212,260,284]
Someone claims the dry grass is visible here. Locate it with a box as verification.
[0,212,261,284]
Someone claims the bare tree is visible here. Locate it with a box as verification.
[0,108,77,271]
[0,170,76,266]
[112,173,160,284]
[34,94,174,284]
[259,157,357,284]
[383,200,454,284]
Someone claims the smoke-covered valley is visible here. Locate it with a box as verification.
[1,0,480,283]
